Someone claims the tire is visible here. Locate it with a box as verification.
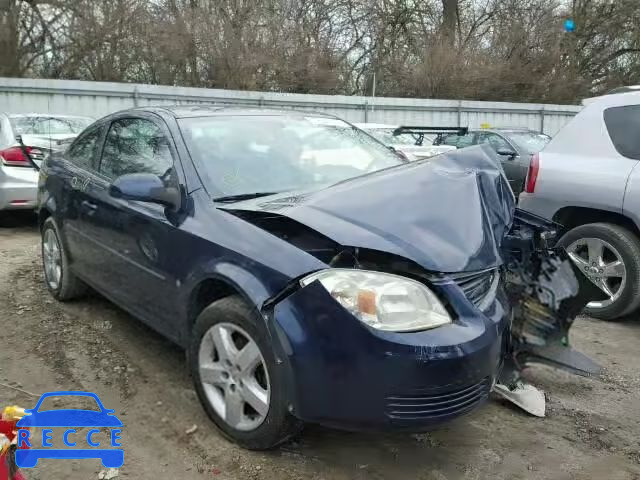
[41,217,87,301]
[557,223,640,320]
[188,295,302,450]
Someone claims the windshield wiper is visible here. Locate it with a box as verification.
[213,191,281,203]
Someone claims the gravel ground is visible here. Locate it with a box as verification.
[1,213,640,480]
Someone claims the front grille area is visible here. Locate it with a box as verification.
[385,377,491,421]
[449,268,499,309]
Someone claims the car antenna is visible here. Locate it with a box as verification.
[16,134,39,172]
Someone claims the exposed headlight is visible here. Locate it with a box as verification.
[300,269,451,332]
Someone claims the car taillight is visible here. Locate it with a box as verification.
[525,153,540,193]
[0,146,32,167]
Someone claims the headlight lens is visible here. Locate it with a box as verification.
[300,269,451,332]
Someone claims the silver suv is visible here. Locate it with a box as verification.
[519,90,640,320]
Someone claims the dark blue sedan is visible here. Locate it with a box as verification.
[37,107,596,449]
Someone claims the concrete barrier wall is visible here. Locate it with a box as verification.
[0,77,582,135]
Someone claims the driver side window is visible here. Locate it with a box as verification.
[100,118,174,180]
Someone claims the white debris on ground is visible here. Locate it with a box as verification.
[493,382,546,417]
[98,468,119,480]
[185,424,198,435]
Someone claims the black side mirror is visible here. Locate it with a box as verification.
[109,173,181,211]
[496,148,517,159]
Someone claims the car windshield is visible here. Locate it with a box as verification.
[179,115,405,197]
[364,128,420,146]
[9,116,93,135]
[506,131,551,155]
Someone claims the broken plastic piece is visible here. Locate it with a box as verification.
[493,382,546,417]
[520,344,602,377]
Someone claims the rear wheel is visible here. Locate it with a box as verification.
[558,223,640,320]
[189,296,302,450]
[41,217,87,301]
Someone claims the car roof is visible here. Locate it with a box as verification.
[132,105,339,120]
[606,85,640,95]
[582,90,640,107]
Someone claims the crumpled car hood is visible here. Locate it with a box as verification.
[225,145,515,273]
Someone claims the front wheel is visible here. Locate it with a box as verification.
[558,223,640,320]
[188,296,302,450]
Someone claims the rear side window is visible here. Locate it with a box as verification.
[67,127,101,170]
[604,105,640,160]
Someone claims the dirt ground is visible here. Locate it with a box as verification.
[1,213,640,480]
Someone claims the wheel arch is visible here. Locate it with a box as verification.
[37,195,57,232]
[184,263,276,342]
[187,277,242,332]
[553,206,640,237]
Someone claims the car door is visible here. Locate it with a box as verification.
[83,116,184,333]
[56,123,108,282]
[477,132,527,194]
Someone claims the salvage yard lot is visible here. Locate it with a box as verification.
[2,214,640,480]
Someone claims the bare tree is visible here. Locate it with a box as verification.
[442,0,458,46]
[5,0,640,104]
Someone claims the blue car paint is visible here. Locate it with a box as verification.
[268,281,509,428]
[38,107,523,430]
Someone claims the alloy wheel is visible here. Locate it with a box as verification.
[42,229,62,290]
[198,322,270,431]
[566,237,626,309]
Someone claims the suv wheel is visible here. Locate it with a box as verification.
[41,217,87,301]
[558,223,640,320]
[189,296,302,449]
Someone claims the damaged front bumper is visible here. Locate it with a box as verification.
[267,279,509,430]
[264,209,601,430]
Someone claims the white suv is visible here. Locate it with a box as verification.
[519,90,640,320]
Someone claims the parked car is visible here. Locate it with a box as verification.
[37,107,596,449]
[519,90,640,321]
[354,123,458,160]
[436,128,551,195]
[0,114,92,214]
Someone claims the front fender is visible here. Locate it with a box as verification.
[182,261,284,311]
